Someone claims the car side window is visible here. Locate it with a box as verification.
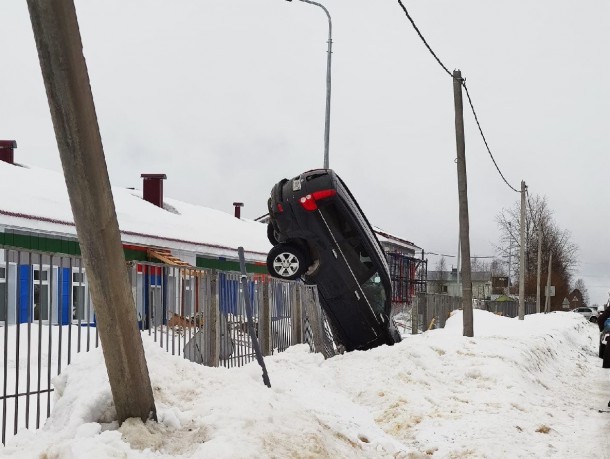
[320,203,375,284]
[337,238,375,284]
[361,272,386,314]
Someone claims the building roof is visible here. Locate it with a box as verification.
[373,226,421,253]
[0,161,271,261]
[0,160,423,262]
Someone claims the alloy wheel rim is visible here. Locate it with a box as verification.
[273,252,300,277]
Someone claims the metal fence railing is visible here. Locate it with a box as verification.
[403,293,538,334]
[1,248,332,444]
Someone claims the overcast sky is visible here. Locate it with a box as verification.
[1,1,609,304]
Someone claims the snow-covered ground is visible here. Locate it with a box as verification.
[2,309,609,458]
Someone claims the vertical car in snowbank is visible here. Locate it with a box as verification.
[265,169,401,352]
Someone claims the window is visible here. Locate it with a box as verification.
[72,271,86,321]
[361,272,386,314]
[321,203,375,284]
[72,269,94,322]
[33,270,48,281]
[33,268,50,321]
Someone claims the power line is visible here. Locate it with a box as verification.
[461,82,519,193]
[395,0,452,78]
[395,0,519,194]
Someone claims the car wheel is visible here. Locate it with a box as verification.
[266,244,308,280]
[590,316,598,323]
[600,342,606,359]
[267,223,279,246]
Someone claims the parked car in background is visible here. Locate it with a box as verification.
[571,306,598,323]
[265,169,401,352]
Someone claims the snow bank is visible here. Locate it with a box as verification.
[2,310,606,458]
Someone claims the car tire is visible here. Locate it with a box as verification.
[590,316,598,323]
[267,223,279,246]
[267,244,308,280]
[600,342,606,359]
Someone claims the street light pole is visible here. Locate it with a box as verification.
[287,0,332,169]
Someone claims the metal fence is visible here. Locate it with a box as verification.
[482,299,537,317]
[406,293,537,333]
[0,248,332,444]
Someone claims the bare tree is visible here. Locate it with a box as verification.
[432,256,448,294]
[471,257,491,273]
[495,194,578,311]
[490,257,506,276]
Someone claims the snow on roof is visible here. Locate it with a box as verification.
[373,226,421,253]
[0,161,271,261]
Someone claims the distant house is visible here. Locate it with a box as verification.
[426,268,492,300]
[491,276,511,296]
[568,289,584,308]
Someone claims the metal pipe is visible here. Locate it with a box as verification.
[289,0,332,169]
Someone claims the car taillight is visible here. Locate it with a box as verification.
[312,189,337,201]
[298,189,336,211]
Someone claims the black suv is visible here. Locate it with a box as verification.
[266,169,401,352]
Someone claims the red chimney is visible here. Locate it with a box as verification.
[0,140,17,164]
[141,174,167,208]
[233,202,244,219]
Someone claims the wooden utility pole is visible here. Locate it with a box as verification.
[518,181,526,319]
[27,0,156,423]
[536,227,542,313]
[453,70,473,337]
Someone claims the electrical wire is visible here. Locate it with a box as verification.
[395,0,452,78]
[461,82,520,193]
[395,0,519,194]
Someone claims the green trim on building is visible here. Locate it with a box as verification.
[0,229,266,272]
[0,231,81,255]
[124,248,149,262]
[0,230,150,261]
[196,256,268,274]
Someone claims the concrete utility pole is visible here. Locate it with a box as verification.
[452,70,473,337]
[536,227,542,313]
[518,180,526,320]
[545,252,553,313]
[456,228,461,295]
[27,0,156,423]
[507,222,513,295]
